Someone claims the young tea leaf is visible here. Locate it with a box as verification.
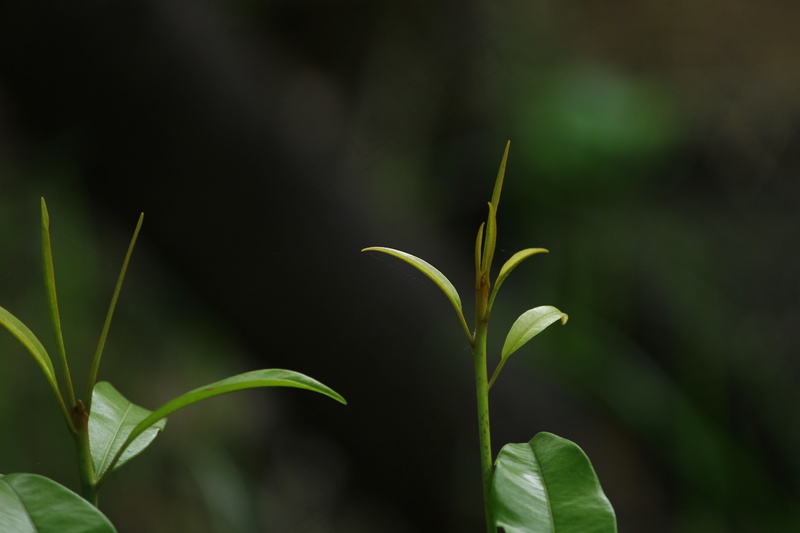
[40,198,74,404]
[488,248,549,313]
[86,212,144,410]
[501,305,568,360]
[490,140,510,212]
[0,305,60,401]
[362,246,472,341]
[0,473,117,533]
[492,432,617,533]
[99,369,346,482]
[89,382,167,480]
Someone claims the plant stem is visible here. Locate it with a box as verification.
[71,401,98,506]
[474,277,496,533]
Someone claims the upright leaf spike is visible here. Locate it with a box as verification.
[85,212,144,411]
[490,140,510,214]
[41,198,76,407]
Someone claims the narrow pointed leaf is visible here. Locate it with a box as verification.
[490,140,511,211]
[492,432,617,533]
[0,473,117,533]
[40,198,73,403]
[362,246,471,340]
[89,382,167,480]
[86,212,144,409]
[0,305,59,397]
[501,305,568,360]
[488,248,549,312]
[101,369,346,481]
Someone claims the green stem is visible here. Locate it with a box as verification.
[71,401,98,506]
[474,277,496,533]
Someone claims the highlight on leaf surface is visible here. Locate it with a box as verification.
[492,432,617,533]
[501,305,568,360]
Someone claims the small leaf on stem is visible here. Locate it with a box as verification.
[0,305,69,424]
[362,246,472,341]
[488,248,549,313]
[501,305,568,360]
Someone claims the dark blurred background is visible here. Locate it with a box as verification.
[1,1,799,532]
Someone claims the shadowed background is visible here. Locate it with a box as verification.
[1,1,799,532]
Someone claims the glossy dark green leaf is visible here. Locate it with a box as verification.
[89,382,167,480]
[0,473,117,533]
[362,246,472,340]
[501,306,568,360]
[488,248,549,312]
[492,432,617,533]
[99,369,346,482]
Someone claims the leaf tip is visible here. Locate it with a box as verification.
[560,313,569,325]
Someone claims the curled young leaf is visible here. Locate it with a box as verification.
[492,432,617,533]
[501,305,568,360]
[362,246,472,341]
[481,202,498,276]
[487,248,549,313]
[475,222,485,288]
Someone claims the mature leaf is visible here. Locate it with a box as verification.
[492,432,617,533]
[0,305,59,396]
[362,246,471,340]
[100,369,346,481]
[488,248,549,312]
[501,306,568,360]
[89,382,167,480]
[0,473,117,533]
